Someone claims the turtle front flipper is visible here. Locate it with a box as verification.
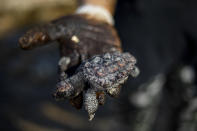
[84,88,98,121]
[106,85,122,97]
[130,66,140,78]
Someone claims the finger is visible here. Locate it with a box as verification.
[19,22,69,50]
[19,25,52,49]
[58,56,71,72]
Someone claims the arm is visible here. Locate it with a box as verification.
[78,0,117,15]
[77,0,117,25]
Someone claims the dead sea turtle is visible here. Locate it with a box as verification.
[54,51,139,121]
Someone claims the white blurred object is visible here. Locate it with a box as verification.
[180,66,195,84]
[130,74,165,108]
[76,4,114,25]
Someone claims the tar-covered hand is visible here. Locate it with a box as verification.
[19,14,139,121]
[19,14,122,68]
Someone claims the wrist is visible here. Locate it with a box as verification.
[75,4,114,25]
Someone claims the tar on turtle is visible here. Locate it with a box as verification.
[54,51,139,121]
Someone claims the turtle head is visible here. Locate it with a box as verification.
[53,80,74,100]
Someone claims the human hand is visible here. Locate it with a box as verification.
[19,14,138,121]
[19,14,122,67]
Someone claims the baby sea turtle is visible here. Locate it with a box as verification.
[54,51,139,121]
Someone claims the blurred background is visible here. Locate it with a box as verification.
[1,0,197,131]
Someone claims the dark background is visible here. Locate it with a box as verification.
[1,0,197,130]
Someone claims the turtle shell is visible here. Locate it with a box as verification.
[79,52,137,88]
